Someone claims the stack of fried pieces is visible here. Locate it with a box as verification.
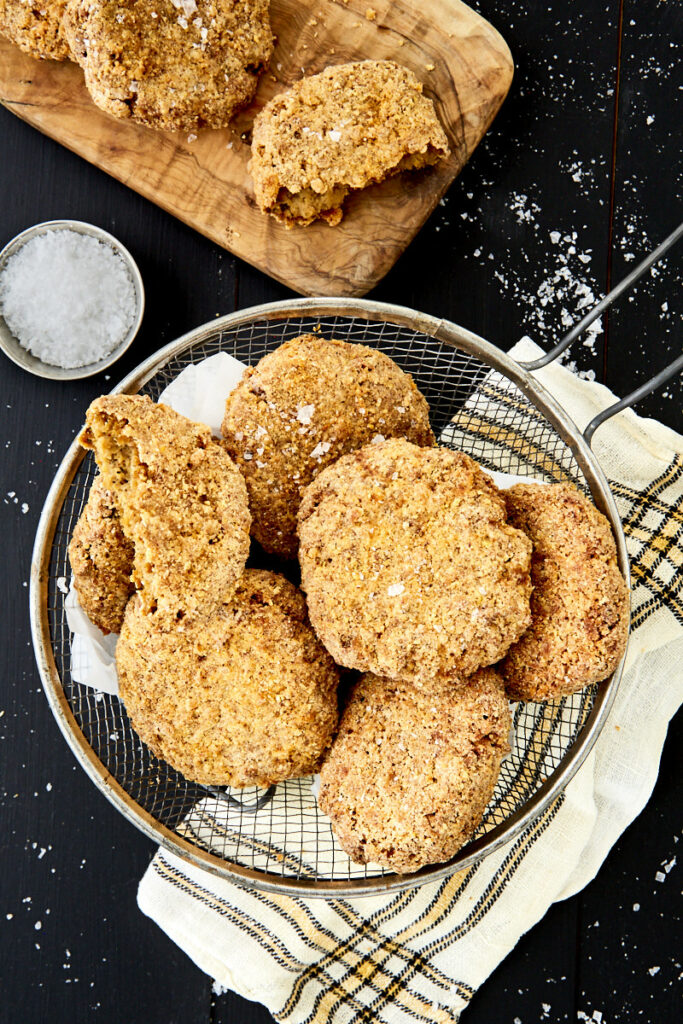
[1,2,450,226]
[69,334,629,874]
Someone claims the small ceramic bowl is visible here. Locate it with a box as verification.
[0,220,145,381]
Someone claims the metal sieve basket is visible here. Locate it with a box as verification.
[30,228,682,896]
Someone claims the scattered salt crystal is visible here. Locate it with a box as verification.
[387,583,405,597]
[371,433,385,444]
[327,129,342,142]
[310,441,331,458]
[648,966,660,975]
[633,902,640,911]
[549,231,561,244]
[187,133,198,143]
[56,577,69,594]
[171,0,198,17]
[0,230,137,369]
[655,870,666,882]
[297,404,315,425]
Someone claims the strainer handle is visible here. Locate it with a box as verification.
[583,351,683,445]
[519,221,683,373]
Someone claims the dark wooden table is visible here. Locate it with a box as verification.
[1,2,680,1021]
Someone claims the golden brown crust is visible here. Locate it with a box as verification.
[318,668,511,873]
[68,476,135,634]
[221,335,435,559]
[501,483,630,702]
[117,570,340,787]
[250,60,450,227]
[0,0,70,60]
[79,394,250,632]
[298,438,533,682]
[63,0,273,131]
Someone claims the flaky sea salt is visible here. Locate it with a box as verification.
[310,441,331,458]
[0,229,137,369]
[297,404,315,425]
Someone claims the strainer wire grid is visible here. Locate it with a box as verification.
[30,298,628,896]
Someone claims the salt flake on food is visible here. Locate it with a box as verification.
[310,441,331,458]
[387,583,405,597]
[297,404,315,425]
[171,0,197,18]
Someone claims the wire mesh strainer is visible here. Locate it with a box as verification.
[30,228,681,895]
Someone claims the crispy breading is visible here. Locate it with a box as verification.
[117,570,340,786]
[64,0,273,130]
[0,0,70,60]
[501,483,629,701]
[298,438,533,681]
[250,60,449,226]
[318,668,510,873]
[68,476,134,634]
[222,335,434,559]
[79,394,250,632]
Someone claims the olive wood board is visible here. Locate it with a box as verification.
[0,0,513,297]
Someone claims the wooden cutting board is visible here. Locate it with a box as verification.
[0,0,512,297]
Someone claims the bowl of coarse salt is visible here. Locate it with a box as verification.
[0,220,144,380]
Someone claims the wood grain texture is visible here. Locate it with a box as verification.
[0,0,512,297]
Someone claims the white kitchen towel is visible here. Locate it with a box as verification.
[138,338,682,1022]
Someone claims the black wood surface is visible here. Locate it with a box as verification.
[1,1,680,1022]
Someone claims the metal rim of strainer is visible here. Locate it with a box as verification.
[30,297,629,897]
